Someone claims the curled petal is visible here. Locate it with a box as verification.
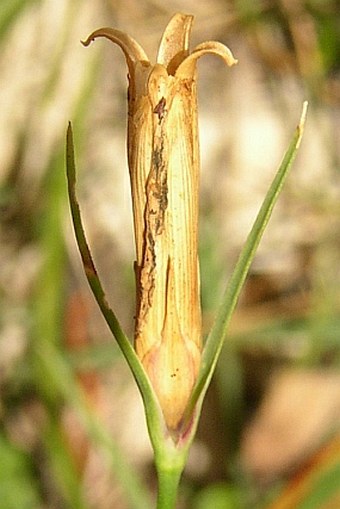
[157,13,193,73]
[176,40,238,79]
[81,27,149,74]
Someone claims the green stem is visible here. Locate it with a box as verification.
[156,462,183,509]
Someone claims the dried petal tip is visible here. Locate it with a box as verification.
[81,28,149,69]
[81,35,94,47]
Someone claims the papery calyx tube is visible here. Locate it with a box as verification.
[82,13,237,431]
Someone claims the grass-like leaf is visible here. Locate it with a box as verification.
[186,101,308,420]
[66,123,166,448]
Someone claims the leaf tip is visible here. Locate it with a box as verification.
[300,100,308,126]
[66,122,75,182]
[297,101,308,147]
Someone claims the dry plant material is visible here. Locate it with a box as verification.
[241,369,340,480]
[83,13,237,430]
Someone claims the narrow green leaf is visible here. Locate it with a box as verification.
[187,102,308,418]
[66,124,165,449]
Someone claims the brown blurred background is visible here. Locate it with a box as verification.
[0,1,339,508]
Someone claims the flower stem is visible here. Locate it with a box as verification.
[156,462,183,509]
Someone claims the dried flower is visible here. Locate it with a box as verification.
[83,13,237,430]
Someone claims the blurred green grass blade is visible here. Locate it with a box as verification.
[44,419,88,509]
[0,0,39,40]
[266,436,340,509]
[193,482,242,509]
[297,459,340,509]
[66,341,122,371]
[36,337,153,509]
[0,433,42,509]
[30,35,100,506]
[188,102,308,415]
[32,153,68,398]
[32,148,89,507]
[215,344,245,452]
